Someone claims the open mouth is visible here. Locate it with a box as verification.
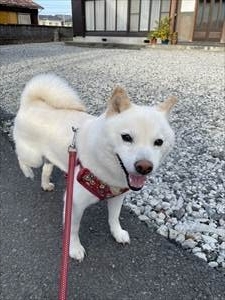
[116,154,146,191]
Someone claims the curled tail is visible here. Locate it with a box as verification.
[20,73,86,111]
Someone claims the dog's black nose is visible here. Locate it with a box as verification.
[135,160,153,175]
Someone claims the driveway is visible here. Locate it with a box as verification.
[0,42,225,299]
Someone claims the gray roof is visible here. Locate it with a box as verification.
[0,0,43,10]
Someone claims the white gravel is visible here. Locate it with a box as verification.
[0,42,224,273]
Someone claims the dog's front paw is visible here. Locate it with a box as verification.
[69,242,86,262]
[112,229,130,244]
[41,182,55,191]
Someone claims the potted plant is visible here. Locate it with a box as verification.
[148,31,158,45]
[153,16,171,45]
[170,31,178,45]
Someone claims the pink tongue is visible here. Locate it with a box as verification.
[128,174,146,188]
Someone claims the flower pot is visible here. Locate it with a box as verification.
[171,39,177,45]
[150,38,157,45]
[161,39,169,45]
[170,32,178,45]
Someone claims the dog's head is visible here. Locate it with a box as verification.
[103,87,177,191]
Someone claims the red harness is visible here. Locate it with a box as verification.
[77,166,129,200]
[66,160,129,200]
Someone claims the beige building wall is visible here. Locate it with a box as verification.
[220,22,225,43]
[0,11,18,24]
[176,0,196,42]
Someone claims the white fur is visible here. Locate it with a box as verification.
[13,74,176,261]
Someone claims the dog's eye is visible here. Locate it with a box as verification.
[154,139,163,146]
[121,134,133,143]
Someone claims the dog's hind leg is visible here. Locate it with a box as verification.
[18,159,35,179]
[41,161,55,191]
[107,195,130,244]
[16,140,42,178]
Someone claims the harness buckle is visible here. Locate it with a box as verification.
[68,127,78,152]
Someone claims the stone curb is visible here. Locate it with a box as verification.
[65,41,225,52]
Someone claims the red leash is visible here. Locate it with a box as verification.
[57,128,128,299]
[58,128,77,300]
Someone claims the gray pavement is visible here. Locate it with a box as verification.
[1,131,225,300]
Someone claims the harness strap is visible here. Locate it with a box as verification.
[77,167,129,200]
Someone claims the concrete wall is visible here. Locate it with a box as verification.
[0,24,73,44]
[176,12,195,42]
[220,22,225,43]
[176,0,196,42]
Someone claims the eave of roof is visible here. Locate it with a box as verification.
[0,0,43,10]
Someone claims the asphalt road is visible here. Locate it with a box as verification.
[1,131,225,300]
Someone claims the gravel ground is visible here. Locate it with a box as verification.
[0,42,225,273]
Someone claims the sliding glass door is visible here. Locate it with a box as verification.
[84,0,170,34]
[85,0,128,31]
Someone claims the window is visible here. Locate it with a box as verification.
[95,0,105,30]
[140,0,151,31]
[18,13,31,25]
[84,0,169,32]
[85,1,94,30]
[117,0,128,31]
[106,0,116,30]
[130,0,140,31]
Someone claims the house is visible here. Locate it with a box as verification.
[0,0,43,25]
[177,0,225,43]
[39,15,64,27]
[39,15,72,27]
[71,0,225,44]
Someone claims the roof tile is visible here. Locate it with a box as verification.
[0,0,43,10]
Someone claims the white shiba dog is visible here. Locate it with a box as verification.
[13,74,177,261]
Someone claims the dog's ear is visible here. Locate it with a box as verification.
[106,86,131,116]
[157,96,177,115]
